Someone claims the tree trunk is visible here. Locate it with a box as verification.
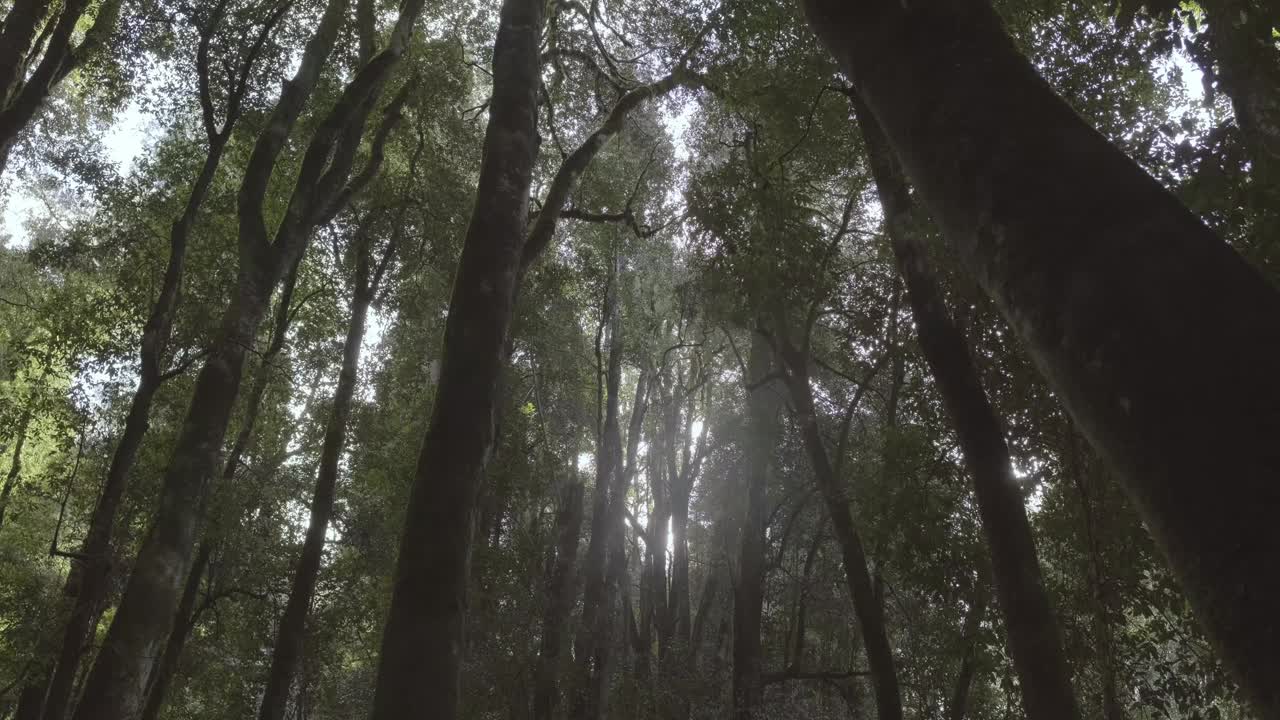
[69,0,381,713]
[0,0,120,177]
[40,126,234,720]
[257,263,376,720]
[853,96,1081,720]
[732,334,781,720]
[368,0,544,715]
[0,407,32,533]
[801,0,1280,713]
[778,340,903,720]
[532,480,585,720]
[0,0,48,111]
[572,281,626,720]
[1201,0,1280,192]
[137,542,211,720]
[12,677,47,720]
[72,273,279,720]
[945,581,988,720]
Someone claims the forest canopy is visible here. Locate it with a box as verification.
[0,0,1278,719]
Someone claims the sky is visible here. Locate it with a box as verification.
[1,97,150,249]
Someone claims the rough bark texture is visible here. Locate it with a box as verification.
[853,98,1082,720]
[778,338,903,720]
[801,0,1280,713]
[368,0,544,715]
[731,334,781,720]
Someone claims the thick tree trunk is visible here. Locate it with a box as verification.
[732,334,781,720]
[801,0,1280,713]
[532,480,585,720]
[257,267,375,720]
[13,677,48,720]
[0,0,48,108]
[779,341,903,720]
[368,0,544,715]
[72,272,279,720]
[137,542,211,720]
[853,97,1081,720]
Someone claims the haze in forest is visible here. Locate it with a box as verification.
[1,1,1278,720]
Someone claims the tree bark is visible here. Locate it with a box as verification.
[945,581,988,720]
[853,96,1082,720]
[571,279,626,720]
[12,676,48,720]
[801,0,1280,713]
[368,0,544,715]
[1201,0,1280,192]
[732,334,781,720]
[0,0,49,110]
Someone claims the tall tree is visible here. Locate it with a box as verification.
[853,92,1082,720]
[257,163,413,720]
[37,7,289,718]
[731,333,781,720]
[368,0,545,714]
[800,0,1280,713]
[70,0,423,715]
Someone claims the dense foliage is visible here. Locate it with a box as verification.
[0,0,1276,719]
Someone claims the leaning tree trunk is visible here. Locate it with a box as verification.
[732,334,782,720]
[134,255,303,718]
[257,204,403,720]
[136,542,212,720]
[800,0,1280,713]
[778,340,903,720]
[853,97,1082,720]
